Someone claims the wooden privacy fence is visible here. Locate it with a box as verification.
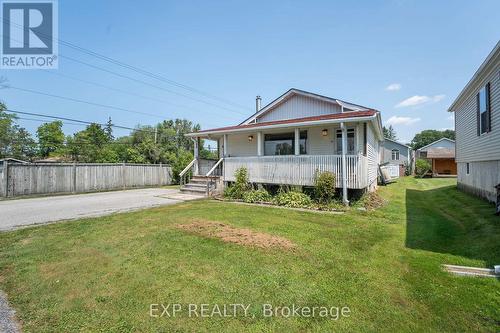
[0,162,172,198]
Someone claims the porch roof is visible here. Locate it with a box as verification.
[187,110,379,137]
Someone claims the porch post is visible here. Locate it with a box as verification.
[193,137,199,175]
[257,132,263,156]
[341,122,349,205]
[294,128,300,155]
[223,134,228,157]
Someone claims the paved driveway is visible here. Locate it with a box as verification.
[0,188,202,231]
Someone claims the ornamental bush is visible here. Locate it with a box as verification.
[415,159,431,177]
[273,191,312,208]
[314,171,336,203]
[224,167,250,199]
[243,189,272,203]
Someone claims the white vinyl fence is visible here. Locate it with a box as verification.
[0,162,172,198]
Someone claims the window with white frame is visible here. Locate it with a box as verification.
[391,149,400,161]
[336,129,355,154]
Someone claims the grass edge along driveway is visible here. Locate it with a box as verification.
[0,177,498,332]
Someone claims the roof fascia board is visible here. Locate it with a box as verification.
[187,114,377,137]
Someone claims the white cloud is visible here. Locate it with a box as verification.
[386,83,401,91]
[447,114,455,121]
[386,116,421,126]
[395,94,445,108]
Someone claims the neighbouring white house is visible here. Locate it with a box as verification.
[448,41,500,203]
[416,138,457,177]
[380,138,413,177]
[183,88,384,204]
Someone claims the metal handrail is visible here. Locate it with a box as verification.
[205,158,224,177]
[205,158,224,197]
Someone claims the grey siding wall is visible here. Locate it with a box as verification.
[1,163,172,197]
[455,63,500,162]
[457,161,500,202]
[257,95,341,123]
[381,140,410,165]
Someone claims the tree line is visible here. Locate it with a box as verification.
[0,102,216,182]
[383,125,455,150]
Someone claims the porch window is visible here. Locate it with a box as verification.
[391,149,400,160]
[264,131,307,155]
[336,129,355,154]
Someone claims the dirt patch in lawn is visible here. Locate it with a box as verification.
[176,220,296,250]
[362,191,387,210]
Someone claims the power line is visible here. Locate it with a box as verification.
[4,108,156,134]
[2,85,167,119]
[1,18,252,113]
[60,54,248,116]
[41,69,242,122]
[0,32,246,120]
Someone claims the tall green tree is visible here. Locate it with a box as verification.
[10,127,37,160]
[411,129,455,149]
[0,102,16,158]
[37,121,65,157]
[105,117,114,141]
[69,123,114,162]
[383,125,397,140]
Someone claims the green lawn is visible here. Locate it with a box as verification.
[0,178,499,332]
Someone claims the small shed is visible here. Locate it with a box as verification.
[417,138,456,176]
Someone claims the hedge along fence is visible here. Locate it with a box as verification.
[0,162,172,198]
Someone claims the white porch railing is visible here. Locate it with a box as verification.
[224,155,369,189]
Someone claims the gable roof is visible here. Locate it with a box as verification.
[417,137,455,151]
[383,138,412,149]
[187,110,379,136]
[240,88,373,125]
[448,41,500,112]
[426,148,455,159]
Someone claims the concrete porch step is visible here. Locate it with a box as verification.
[183,183,207,189]
[180,186,207,195]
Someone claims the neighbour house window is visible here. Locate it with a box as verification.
[477,83,491,135]
[336,129,355,154]
[264,131,307,155]
[391,149,400,161]
[466,163,470,175]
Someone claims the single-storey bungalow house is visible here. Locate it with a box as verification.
[416,138,457,176]
[448,41,500,203]
[183,88,384,204]
[380,138,413,176]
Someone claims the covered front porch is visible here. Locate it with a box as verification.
[223,154,368,189]
[183,119,379,204]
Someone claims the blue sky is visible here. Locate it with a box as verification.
[1,0,499,143]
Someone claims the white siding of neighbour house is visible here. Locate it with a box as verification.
[257,94,341,123]
[454,59,500,163]
[457,161,500,203]
[420,138,456,151]
[381,140,410,165]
